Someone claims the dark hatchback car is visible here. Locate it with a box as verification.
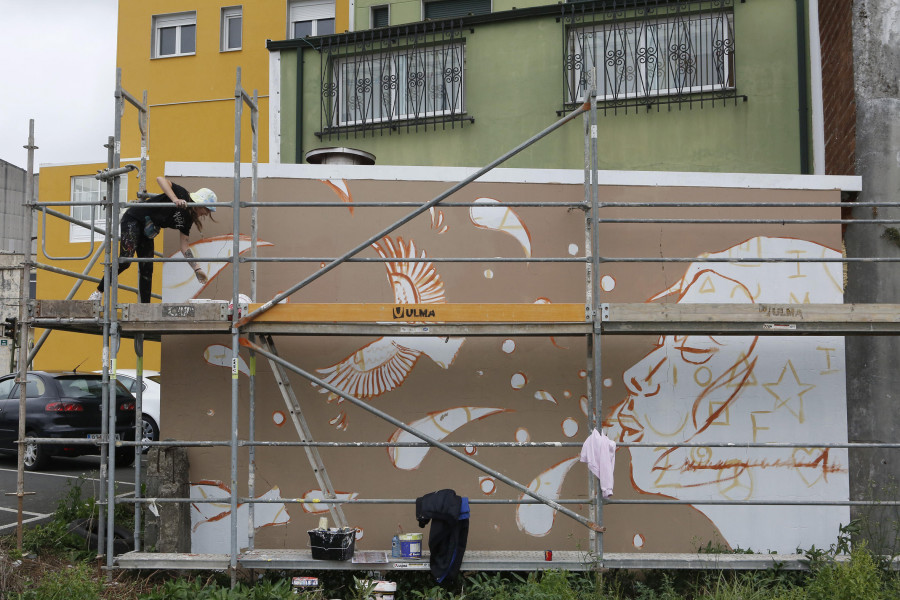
[0,371,136,471]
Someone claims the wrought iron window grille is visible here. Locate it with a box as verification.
[560,0,747,115]
[317,21,474,139]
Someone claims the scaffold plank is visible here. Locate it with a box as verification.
[27,300,900,336]
[602,303,900,334]
[115,549,821,571]
[246,303,588,323]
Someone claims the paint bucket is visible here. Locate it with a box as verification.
[399,533,422,558]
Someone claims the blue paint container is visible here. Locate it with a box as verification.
[398,533,423,558]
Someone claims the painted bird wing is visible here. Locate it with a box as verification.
[316,338,421,399]
[372,236,445,305]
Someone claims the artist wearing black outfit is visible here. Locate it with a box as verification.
[90,176,217,303]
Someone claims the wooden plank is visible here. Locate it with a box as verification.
[247,303,587,323]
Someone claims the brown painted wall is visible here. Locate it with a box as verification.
[161,175,843,554]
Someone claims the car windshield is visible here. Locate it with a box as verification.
[55,376,131,399]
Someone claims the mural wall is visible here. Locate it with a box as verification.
[159,172,849,555]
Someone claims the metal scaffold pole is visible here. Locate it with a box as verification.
[14,120,37,551]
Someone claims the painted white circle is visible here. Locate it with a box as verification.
[600,275,616,292]
[515,428,530,443]
[501,339,516,354]
[272,411,286,426]
[562,417,579,438]
[484,269,494,279]
[355,527,365,540]
[510,372,527,390]
[578,370,587,379]
[479,477,496,495]
[633,533,645,548]
[563,390,572,399]
[568,243,579,256]
[475,370,484,376]
[580,396,589,417]
[206,409,215,417]
[465,445,477,456]
[603,378,613,388]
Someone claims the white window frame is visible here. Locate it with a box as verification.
[152,12,197,58]
[569,10,734,103]
[221,6,243,52]
[333,44,465,127]
[69,175,128,243]
[288,0,335,38]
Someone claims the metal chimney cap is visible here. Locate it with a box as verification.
[305,147,376,165]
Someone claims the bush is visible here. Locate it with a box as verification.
[803,544,884,600]
[17,562,101,600]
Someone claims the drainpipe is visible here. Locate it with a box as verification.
[796,0,810,174]
[295,48,304,163]
[808,0,825,174]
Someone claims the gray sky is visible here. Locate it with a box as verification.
[0,0,118,171]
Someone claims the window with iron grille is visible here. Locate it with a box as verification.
[564,1,738,109]
[318,23,473,137]
[334,45,464,126]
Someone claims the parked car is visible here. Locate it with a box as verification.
[98,370,160,451]
[0,371,136,471]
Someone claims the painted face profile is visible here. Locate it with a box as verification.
[603,236,850,553]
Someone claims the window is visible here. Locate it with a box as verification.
[152,12,197,58]
[12,375,46,399]
[221,6,242,51]
[0,377,14,399]
[423,0,490,20]
[371,5,389,28]
[289,0,335,38]
[69,175,128,243]
[333,44,465,127]
[567,10,734,103]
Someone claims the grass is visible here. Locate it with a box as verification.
[2,482,900,599]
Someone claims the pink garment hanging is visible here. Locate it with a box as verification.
[579,429,616,498]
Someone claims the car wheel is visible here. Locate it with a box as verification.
[141,415,159,452]
[23,431,51,471]
[115,447,136,467]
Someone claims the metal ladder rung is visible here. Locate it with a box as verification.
[259,335,348,528]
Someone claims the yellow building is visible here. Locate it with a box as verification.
[34,0,346,371]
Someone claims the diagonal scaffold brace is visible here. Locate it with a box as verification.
[239,337,605,534]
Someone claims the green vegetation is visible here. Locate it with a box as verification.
[2,485,900,599]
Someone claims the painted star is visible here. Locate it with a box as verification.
[763,360,815,423]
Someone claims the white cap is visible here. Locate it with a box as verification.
[189,188,217,211]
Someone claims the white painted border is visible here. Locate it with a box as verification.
[268,51,282,165]
[166,162,862,192]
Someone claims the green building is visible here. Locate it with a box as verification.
[268,0,819,174]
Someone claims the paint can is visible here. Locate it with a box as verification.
[398,533,423,558]
[391,535,401,558]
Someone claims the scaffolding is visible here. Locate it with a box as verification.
[11,67,900,581]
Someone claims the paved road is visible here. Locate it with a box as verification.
[0,453,139,535]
